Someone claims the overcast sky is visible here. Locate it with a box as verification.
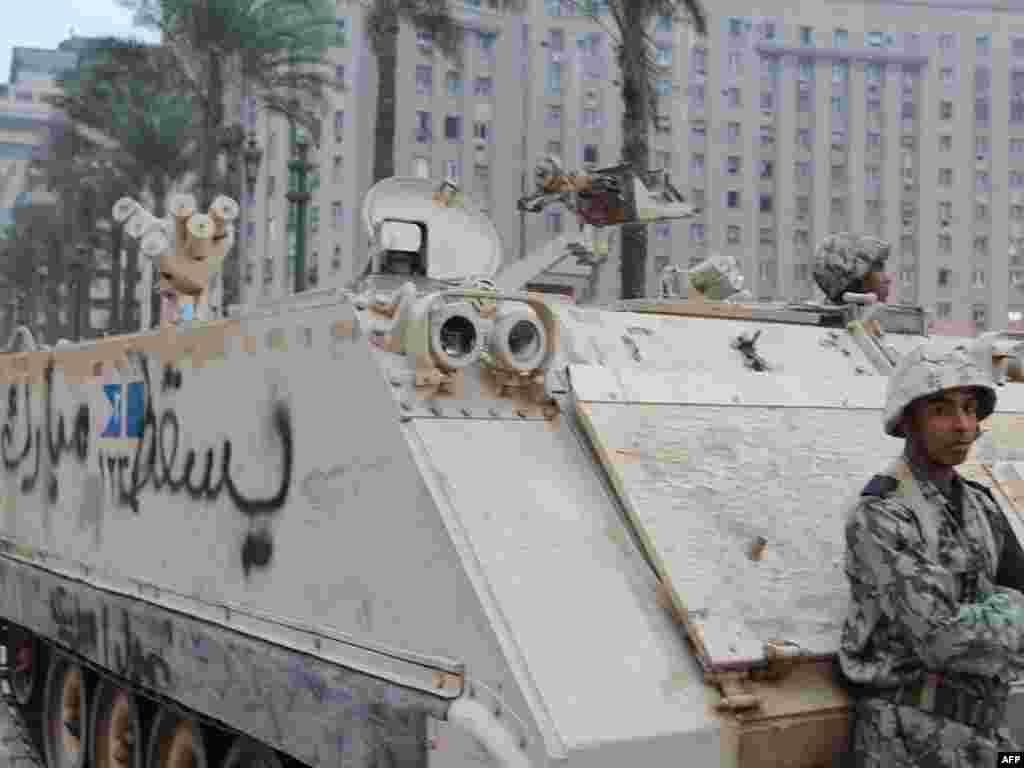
[2,0,161,85]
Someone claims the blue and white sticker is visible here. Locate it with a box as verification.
[100,381,145,439]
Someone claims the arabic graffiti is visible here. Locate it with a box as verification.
[93,357,292,512]
[0,354,293,575]
[49,585,99,655]
[1,360,91,501]
[240,524,275,576]
[113,611,172,690]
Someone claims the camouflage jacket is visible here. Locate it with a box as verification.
[839,456,1024,689]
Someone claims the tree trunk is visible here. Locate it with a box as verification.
[223,128,243,312]
[26,242,39,340]
[46,235,60,342]
[120,174,146,332]
[145,175,169,329]
[372,23,399,184]
[109,218,123,333]
[199,52,225,209]
[618,19,652,300]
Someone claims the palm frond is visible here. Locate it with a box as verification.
[364,0,463,60]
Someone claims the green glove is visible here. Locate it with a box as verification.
[957,593,1024,628]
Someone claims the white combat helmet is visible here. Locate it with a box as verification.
[883,340,997,438]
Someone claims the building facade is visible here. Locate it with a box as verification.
[1,41,144,341]
[183,0,1024,330]
[678,0,1024,334]
[241,0,663,306]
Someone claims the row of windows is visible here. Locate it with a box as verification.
[695,161,1015,191]
[544,58,660,96]
[414,67,494,98]
[412,157,493,198]
[410,26,497,53]
[685,81,1024,126]
[692,49,1024,106]
[723,20,1000,57]
[685,119,1024,170]
[543,28,606,53]
[683,187,1024,257]
[532,105,606,130]
[413,111,491,143]
[687,195,1024,248]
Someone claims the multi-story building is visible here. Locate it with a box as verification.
[677,0,1024,335]
[1,39,144,341]
[0,48,70,231]
[173,0,1024,331]
[243,0,657,306]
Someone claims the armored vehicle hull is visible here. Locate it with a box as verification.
[0,180,1023,768]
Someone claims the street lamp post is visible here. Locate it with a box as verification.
[69,257,83,341]
[286,130,313,294]
[67,244,90,341]
[241,131,263,307]
[95,217,112,332]
[35,265,47,344]
[5,291,18,342]
[219,124,247,313]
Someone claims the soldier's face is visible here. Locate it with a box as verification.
[904,387,980,467]
[863,269,892,302]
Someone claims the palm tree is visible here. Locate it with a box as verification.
[23,124,124,340]
[48,39,199,331]
[0,201,63,342]
[366,0,523,185]
[366,1,462,185]
[118,0,339,209]
[603,0,706,299]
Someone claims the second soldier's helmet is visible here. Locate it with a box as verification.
[883,340,997,437]
[813,232,891,304]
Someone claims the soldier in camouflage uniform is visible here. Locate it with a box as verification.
[839,340,1024,767]
[814,232,894,304]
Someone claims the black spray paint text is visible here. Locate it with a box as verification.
[95,355,294,519]
[49,585,99,654]
[113,610,172,690]
[1,361,90,501]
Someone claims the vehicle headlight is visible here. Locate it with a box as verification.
[429,302,485,371]
[490,308,549,373]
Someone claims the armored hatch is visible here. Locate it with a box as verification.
[360,178,503,283]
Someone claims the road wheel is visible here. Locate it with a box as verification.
[91,678,143,768]
[147,708,207,768]
[219,736,283,768]
[42,653,88,768]
[7,624,45,708]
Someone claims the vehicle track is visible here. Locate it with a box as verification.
[0,630,44,768]
[0,622,295,768]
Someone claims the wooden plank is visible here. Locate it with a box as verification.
[725,710,848,768]
[721,661,849,768]
[568,364,887,410]
[615,299,822,326]
[0,319,246,385]
[576,400,902,671]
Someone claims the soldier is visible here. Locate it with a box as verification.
[814,232,894,305]
[839,340,1024,767]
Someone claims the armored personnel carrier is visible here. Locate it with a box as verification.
[0,176,1022,768]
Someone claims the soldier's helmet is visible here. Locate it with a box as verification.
[535,156,563,188]
[883,340,997,437]
[813,232,891,303]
